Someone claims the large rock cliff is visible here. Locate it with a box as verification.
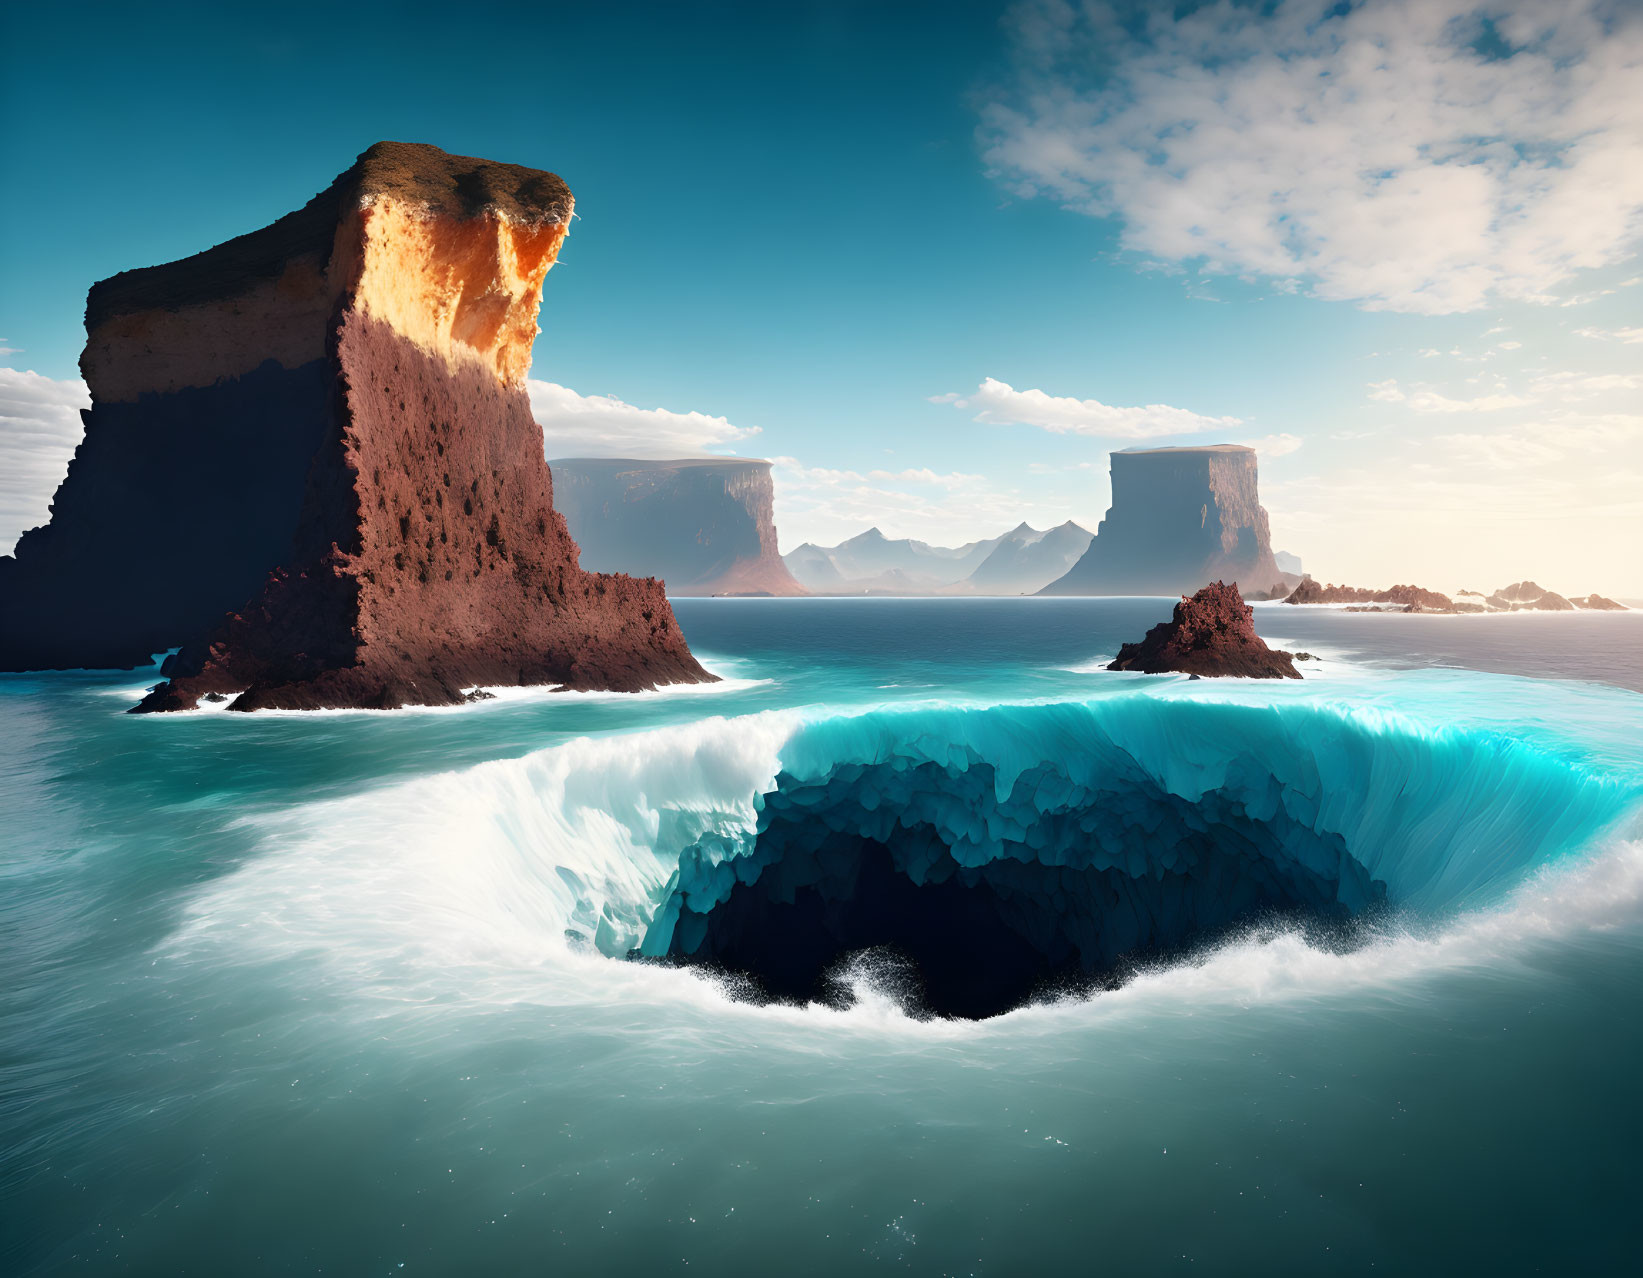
[550,457,804,596]
[0,142,712,709]
[1040,445,1281,596]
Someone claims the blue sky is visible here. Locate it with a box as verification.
[3,0,1640,592]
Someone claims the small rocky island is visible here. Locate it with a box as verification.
[1285,578,1628,613]
[1108,581,1301,679]
[0,142,714,710]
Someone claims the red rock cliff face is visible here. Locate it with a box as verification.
[1040,445,1281,596]
[0,141,712,708]
[550,457,805,596]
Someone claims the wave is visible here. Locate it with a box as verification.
[168,690,1643,1021]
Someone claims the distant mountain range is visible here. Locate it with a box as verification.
[783,521,1094,596]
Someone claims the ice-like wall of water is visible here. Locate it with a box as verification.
[194,690,1640,1016]
[640,699,1637,1008]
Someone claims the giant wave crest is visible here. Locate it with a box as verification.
[192,691,1643,1021]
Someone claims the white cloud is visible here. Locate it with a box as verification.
[934,376,1240,439]
[1,368,89,554]
[529,380,760,459]
[1436,412,1643,471]
[1365,379,1529,413]
[1529,370,1643,399]
[1241,432,1303,458]
[1574,325,1643,344]
[771,455,1087,549]
[982,0,1643,314]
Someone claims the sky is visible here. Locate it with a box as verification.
[2,0,1640,593]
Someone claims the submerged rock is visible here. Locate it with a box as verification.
[1108,581,1301,679]
[0,140,714,708]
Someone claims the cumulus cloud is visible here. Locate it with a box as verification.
[933,376,1241,439]
[771,455,1082,549]
[529,380,760,459]
[1436,411,1643,470]
[1,368,88,554]
[1241,432,1303,458]
[1574,325,1643,344]
[1365,379,1529,413]
[982,0,1643,314]
[1529,370,1643,399]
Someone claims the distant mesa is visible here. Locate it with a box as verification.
[785,520,1092,596]
[0,141,712,709]
[1108,581,1301,679]
[550,457,805,596]
[1040,445,1291,597]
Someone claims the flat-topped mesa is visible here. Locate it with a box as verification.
[1108,581,1301,679]
[0,141,712,708]
[550,457,806,596]
[1040,445,1282,596]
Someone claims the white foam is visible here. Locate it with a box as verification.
[105,664,769,716]
[156,690,1643,1044]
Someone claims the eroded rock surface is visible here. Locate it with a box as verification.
[1108,581,1300,679]
[0,141,712,708]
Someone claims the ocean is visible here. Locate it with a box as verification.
[3,597,1641,1275]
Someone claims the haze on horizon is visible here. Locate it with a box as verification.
[2,0,1639,594]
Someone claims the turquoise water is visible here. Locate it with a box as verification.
[4,599,1642,1274]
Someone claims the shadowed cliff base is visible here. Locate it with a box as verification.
[0,141,713,708]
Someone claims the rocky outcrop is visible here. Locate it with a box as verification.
[1283,578,1628,614]
[549,457,804,596]
[1040,445,1281,596]
[1108,581,1300,679]
[0,141,711,709]
[1285,580,1456,610]
[1488,581,1573,611]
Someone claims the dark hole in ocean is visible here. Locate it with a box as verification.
[645,759,1389,1020]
